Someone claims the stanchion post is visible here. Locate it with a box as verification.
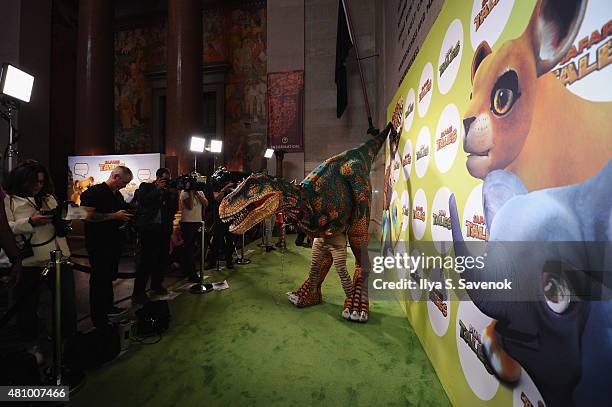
[190,221,212,294]
[236,233,250,265]
[50,249,63,386]
[258,220,266,247]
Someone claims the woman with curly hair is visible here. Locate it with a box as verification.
[1,160,76,352]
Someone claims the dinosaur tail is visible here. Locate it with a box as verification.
[357,122,395,170]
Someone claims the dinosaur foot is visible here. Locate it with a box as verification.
[286,290,322,308]
[341,294,368,323]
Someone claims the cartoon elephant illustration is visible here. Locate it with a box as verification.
[449,161,612,406]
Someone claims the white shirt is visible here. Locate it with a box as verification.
[180,191,206,223]
[0,194,70,267]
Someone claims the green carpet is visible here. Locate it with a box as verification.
[70,243,450,406]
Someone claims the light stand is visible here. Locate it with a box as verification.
[0,64,34,172]
[6,105,16,172]
[190,136,206,173]
[258,160,274,250]
[190,220,213,294]
[208,139,223,172]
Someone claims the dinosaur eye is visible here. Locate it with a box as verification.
[490,70,521,116]
[542,270,572,314]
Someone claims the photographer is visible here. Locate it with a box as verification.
[179,172,208,282]
[206,175,235,269]
[80,166,134,329]
[131,168,178,303]
[0,160,76,343]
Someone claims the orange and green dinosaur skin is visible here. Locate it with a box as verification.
[219,123,393,322]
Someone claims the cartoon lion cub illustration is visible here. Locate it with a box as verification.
[463,0,612,191]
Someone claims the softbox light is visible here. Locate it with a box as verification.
[0,63,34,103]
[190,136,206,153]
[210,140,223,153]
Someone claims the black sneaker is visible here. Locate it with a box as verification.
[108,306,128,317]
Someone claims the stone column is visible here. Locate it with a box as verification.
[166,0,203,176]
[75,0,114,155]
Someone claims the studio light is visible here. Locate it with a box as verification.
[190,136,206,153]
[0,63,35,172]
[264,148,274,158]
[0,63,34,103]
[209,139,223,153]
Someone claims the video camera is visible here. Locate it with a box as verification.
[168,174,208,191]
[168,168,238,193]
[210,167,231,189]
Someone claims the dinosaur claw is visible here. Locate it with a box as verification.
[287,290,322,308]
[287,292,300,306]
[342,308,351,320]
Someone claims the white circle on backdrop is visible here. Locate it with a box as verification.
[426,268,450,337]
[412,188,428,240]
[401,190,410,234]
[456,301,500,400]
[415,127,431,179]
[403,88,416,132]
[402,139,413,180]
[438,19,464,94]
[431,187,453,254]
[409,248,423,301]
[512,369,546,407]
[417,63,434,118]
[462,183,488,242]
[470,0,515,51]
[552,0,612,101]
[434,103,462,174]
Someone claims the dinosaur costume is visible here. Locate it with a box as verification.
[219,123,393,322]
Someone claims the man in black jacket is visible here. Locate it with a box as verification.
[131,168,178,304]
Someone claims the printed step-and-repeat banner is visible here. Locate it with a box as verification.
[67,153,163,204]
[381,0,611,406]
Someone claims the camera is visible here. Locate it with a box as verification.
[168,174,207,191]
[41,202,73,238]
[210,167,231,189]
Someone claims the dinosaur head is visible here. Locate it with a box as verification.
[219,173,297,235]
